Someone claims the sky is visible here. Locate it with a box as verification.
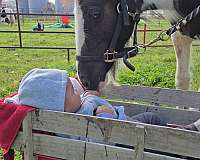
[49,0,55,3]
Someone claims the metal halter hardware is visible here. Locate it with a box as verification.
[104,50,117,62]
[117,3,129,14]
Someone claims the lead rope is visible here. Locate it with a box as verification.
[138,5,200,52]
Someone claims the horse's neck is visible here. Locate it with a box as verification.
[4,8,13,13]
[141,0,182,23]
[141,0,174,10]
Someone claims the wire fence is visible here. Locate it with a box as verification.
[0,0,199,62]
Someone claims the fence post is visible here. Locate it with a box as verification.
[15,0,23,48]
[67,48,70,62]
[22,8,24,25]
[143,24,147,45]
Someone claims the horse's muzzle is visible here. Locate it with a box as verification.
[78,74,100,90]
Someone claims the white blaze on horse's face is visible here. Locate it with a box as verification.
[75,0,85,57]
[75,0,85,71]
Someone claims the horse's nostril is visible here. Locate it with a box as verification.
[83,80,89,88]
[85,82,89,88]
[79,77,89,88]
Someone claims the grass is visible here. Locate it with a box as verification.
[118,47,176,88]
[0,48,77,97]
[0,18,76,97]
[0,17,200,160]
[0,149,22,159]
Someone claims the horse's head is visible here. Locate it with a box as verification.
[0,7,7,18]
[0,8,14,24]
[75,0,142,90]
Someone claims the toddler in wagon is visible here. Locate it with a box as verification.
[4,68,200,131]
[5,68,124,119]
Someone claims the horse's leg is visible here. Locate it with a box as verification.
[11,15,15,27]
[171,31,193,91]
[171,31,196,110]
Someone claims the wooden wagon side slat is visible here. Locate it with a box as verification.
[32,110,88,136]
[103,84,200,108]
[111,101,200,125]
[13,132,185,160]
[85,142,185,160]
[13,133,85,160]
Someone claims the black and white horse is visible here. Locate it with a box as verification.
[75,0,200,91]
[0,7,15,26]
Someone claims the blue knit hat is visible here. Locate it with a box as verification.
[18,68,68,111]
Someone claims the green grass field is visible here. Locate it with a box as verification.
[0,18,200,159]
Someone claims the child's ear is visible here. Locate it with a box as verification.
[64,79,81,113]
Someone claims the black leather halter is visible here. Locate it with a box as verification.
[76,0,141,72]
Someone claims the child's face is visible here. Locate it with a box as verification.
[95,105,116,119]
[95,105,114,115]
[64,79,81,112]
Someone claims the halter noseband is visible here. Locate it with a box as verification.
[76,0,141,72]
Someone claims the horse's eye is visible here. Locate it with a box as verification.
[88,7,102,19]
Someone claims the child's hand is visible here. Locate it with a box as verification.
[95,105,114,115]
[84,90,100,96]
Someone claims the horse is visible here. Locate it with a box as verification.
[75,0,200,91]
[0,7,15,26]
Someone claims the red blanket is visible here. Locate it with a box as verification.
[0,95,62,160]
[0,95,34,153]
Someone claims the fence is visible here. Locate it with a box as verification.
[0,0,76,62]
[0,0,199,62]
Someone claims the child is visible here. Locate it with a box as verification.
[5,68,200,131]
[11,68,120,119]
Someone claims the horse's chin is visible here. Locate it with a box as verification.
[98,81,107,91]
[98,80,120,96]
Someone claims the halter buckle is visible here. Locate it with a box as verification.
[117,3,129,14]
[104,50,117,62]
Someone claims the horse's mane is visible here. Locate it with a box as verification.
[106,59,123,84]
[140,10,165,22]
